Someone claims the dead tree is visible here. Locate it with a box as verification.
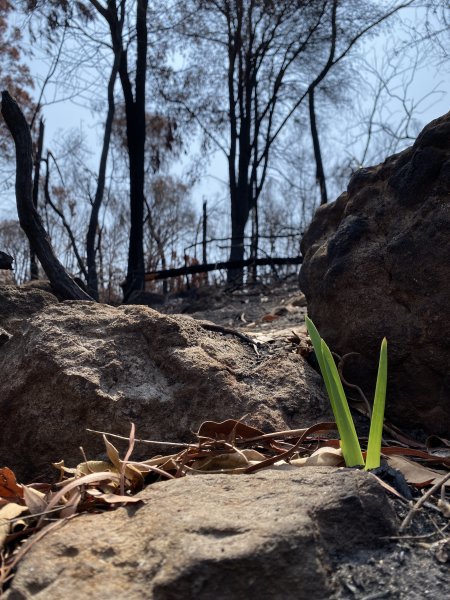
[1,91,93,301]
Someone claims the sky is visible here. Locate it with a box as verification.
[0,4,449,223]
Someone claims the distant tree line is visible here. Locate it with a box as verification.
[0,0,447,299]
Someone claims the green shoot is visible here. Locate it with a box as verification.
[365,338,388,470]
[321,340,365,467]
[305,316,387,470]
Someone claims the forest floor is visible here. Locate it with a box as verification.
[157,275,450,599]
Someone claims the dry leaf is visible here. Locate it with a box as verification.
[0,467,23,503]
[86,490,143,504]
[241,449,266,462]
[76,461,119,476]
[22,486,48,515]
[386,456,448,487]
[261,313,279,322]
[437,499,450,518]
[191,451,249,472]
[291,447,344,467]
[0,503,29,549]
[197,419,264,441]
[102,435,143,486]
[59,489,82,518]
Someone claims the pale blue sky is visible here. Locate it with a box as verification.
[0,4,448,222]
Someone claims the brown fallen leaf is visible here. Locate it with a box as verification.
[261,313,279,322]
[85,489,143,504]
[191,450,250,472]
[197,419,264,441]
[386,455,448,487]
[291,447,344,467]
[0,467,23,504]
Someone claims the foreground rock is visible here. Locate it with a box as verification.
[300,112,450,436]
[5,469,397,599]
[0,297,330,482]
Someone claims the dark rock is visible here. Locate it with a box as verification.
[0,250,13,270]
[0,326,12,347]
[300,112,450,436]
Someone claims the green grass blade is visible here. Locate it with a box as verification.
[305,316,334,407]
[365,338,388,471]
[321,340,365,467]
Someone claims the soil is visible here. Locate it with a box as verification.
[157,276,450,600]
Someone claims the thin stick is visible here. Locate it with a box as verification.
[235,428,308,444]
[120,423,136,496]
[86,427,312,447]
[400,471,450,532]
[86,428,189,447]
[337,352,372,419]
[387,522,449,540]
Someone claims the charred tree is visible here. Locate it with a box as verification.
[86,51,119,300]
[30,118,44,279]
[308,89,328,205]
[1,91,93,301]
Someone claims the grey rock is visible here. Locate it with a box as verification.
[0,285,58,336]
[0,301,331,482]
[5,468,397,600]
[300,112,450,436]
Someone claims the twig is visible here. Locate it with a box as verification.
[337,352,372,419]
[244,422,336,474]
[387,522,449,541]
[400,471,450,532]
[86,428,189,447]
[120,423,136,496]
[234,428,308,444]
[199,321,259,351]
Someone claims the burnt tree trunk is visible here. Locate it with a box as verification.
[30,117,44,279]
[120,0,148,300]
[1,91,93,301]
[308,88,328,205]
[86,52,119,300]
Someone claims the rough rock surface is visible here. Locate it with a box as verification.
[0,285,57,336]
[0,299,331,482]
[5,469,398,600]
[300,112,450,436]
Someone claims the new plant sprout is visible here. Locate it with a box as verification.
[305,316,387,470]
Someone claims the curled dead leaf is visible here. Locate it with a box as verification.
[291,447,344,467]
[0,503,29,549]
[0,467,23,503]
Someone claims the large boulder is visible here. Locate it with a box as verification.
[5,469,398,600]
[300,113,450,436]
[0,299,330,482]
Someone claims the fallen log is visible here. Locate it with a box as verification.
[145,256,303,281]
